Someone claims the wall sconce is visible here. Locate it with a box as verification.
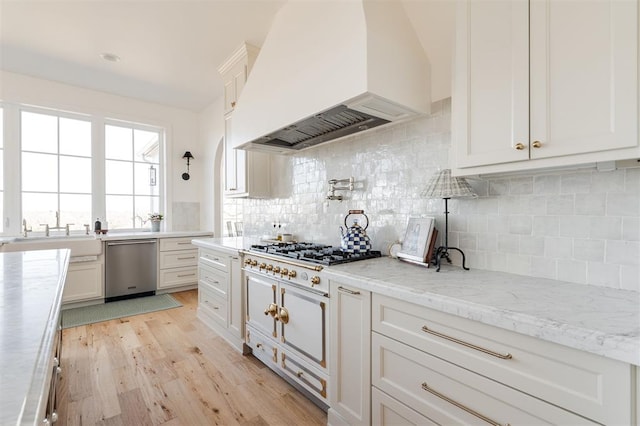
[182,151,194,180]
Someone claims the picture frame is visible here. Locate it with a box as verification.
[397,217,435,263]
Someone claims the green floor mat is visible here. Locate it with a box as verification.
[62,293,182,328]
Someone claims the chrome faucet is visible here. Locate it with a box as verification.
[41,211,74,236]
[22,219,32,237]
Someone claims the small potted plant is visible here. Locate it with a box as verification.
[148,213,163,232]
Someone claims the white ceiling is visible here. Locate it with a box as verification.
[0,0,453,112]
[0,0,286,111]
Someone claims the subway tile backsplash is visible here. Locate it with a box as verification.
[223,98,640,291]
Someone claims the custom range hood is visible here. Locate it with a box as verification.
[231,0,430,154]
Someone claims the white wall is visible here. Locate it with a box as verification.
[221,99,640,292]
[198,99,225,236]
[0,71,205,231]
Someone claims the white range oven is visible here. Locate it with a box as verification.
[243,242,380,410]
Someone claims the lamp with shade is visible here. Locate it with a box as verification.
[421,169,477,271]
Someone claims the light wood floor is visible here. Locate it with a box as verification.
[58,290,327,425]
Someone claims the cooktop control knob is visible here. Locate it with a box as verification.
[266,264,274,272]
[311,276,321,286]
[273,266,281,274]
[259,263,267,270]
[281,268,288,277]
[289,270,297,279]
[244,258,252,266]
[250,260,258,267]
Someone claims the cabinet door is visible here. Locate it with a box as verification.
[224,115,248,196]
[530,0,638,159]
[329,282,371,426]
[245,273,277,338]
[63,262,103,303]
[454,0,530,168]
[223,60,247,115]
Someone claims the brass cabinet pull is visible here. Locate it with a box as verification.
[514,142,525,150]
[231,101,236,108]
[531,140,542,148]
[421,382,508,426]
[337,286,361,295]
[421,326,512,360]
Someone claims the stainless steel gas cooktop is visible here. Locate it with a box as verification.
[249,242,381,266]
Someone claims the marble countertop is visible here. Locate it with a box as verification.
[0,249,70,425]
[195,237,640,366]
[0,230,213,245]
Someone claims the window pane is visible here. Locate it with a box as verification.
[134,195,159,224]
[60,156,91,193]
[134,129,159,162]
[22,193,58,228]
[60,117,91,156]
[106,195,133,229]
[105,125,132,160]
[21,111,57,153]
[60,194,91,231]
[22,152,58,192]
[105,160,133,194]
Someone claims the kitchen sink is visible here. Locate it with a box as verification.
[0,236,102,256]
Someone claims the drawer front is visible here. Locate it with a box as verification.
[372,332,598,425]
[158,266,198,289]
[160,237,195,252]
[198,264,228,298]
[246,325,278,369]
[372,294,631,425]
[198,285,227,327]
[281,348,328,404]
[199,248,230,272]
[160,249,198,269]
[372,387,436,426]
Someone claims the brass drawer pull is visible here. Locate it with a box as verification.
[421,326,512,360]
[177,256,196,260]
[337,286,361,295]
[421,382,508,426]
[177,273,196,278]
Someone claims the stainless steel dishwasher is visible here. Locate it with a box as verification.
[105,239,157,302]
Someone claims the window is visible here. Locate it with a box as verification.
[105,123,161,229]
[21,110,92,232]
[12,106,165,235]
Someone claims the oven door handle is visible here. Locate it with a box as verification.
[275,307,289,324]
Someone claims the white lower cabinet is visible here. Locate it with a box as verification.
[372,332,597,425]
[63,259,104,304]
[158,237,199,291]
[196,247,244,352]
[328,281,371,426]
[370,294,633,425]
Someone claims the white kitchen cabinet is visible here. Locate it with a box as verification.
[158,237,198,291]
[63,258,104,304]
[219,43,271,198]
[453,0,639,175]
[371,294,633,425]
[328,281,371,426]
[196,246,244,351]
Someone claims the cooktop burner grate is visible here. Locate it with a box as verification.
[249,242,381,266]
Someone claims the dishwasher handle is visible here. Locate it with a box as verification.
[107,239,157,246]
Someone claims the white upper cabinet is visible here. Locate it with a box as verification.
[453,0,639,175]
[218,43,271,198]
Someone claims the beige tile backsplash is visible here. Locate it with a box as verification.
[223,98,640,291]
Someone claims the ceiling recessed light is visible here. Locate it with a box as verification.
[100,53,121,62]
